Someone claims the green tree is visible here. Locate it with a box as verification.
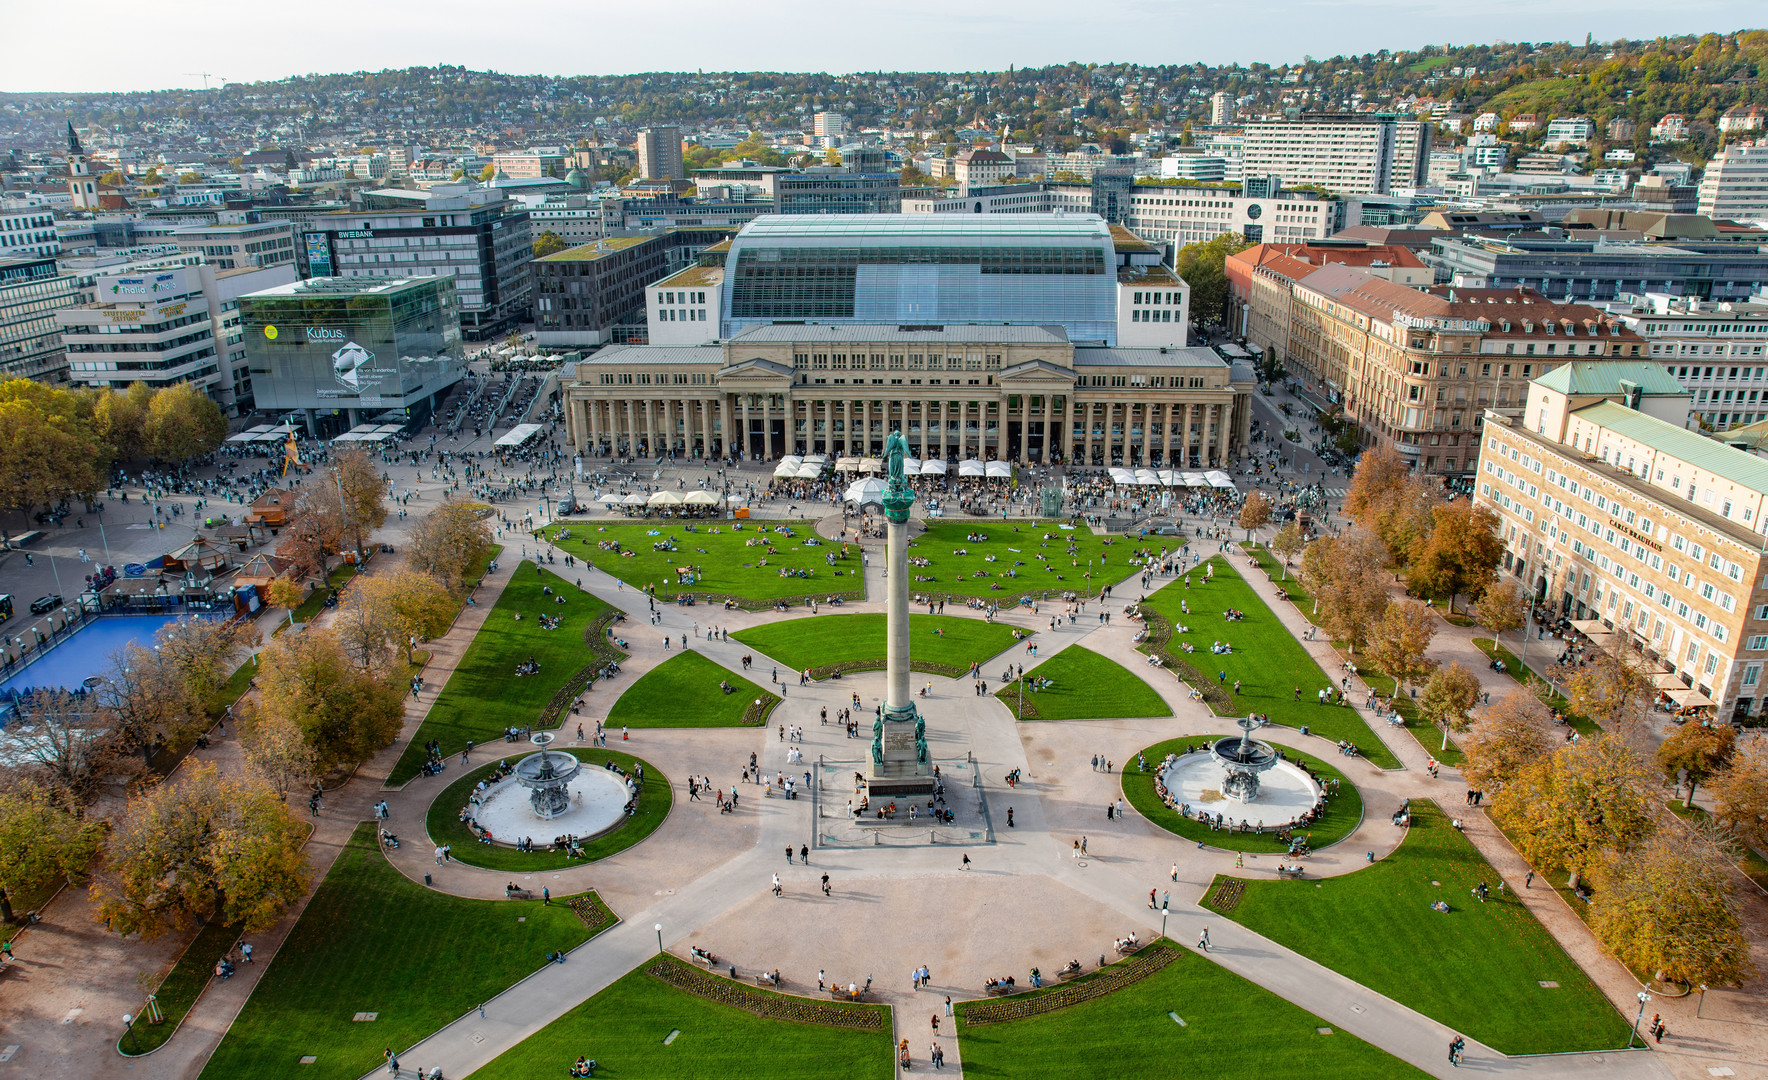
[1174,232,1251,327]
[90,763,309,939]
[479,163,497,182]
[532,230,568,258]
[0,779,102,924]
[0,380,111,514]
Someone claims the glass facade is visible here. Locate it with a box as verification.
[239,276,464,419]
[721,214,1119,343]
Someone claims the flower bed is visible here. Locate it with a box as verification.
[538,609,628,727]
[645,956,887,1029]
[740,695,780,726]
[959,942,1178,1025]
[806,658,969,681]
[1205,878,1246,913]
[690,589,865,612]
[565,892,617,934]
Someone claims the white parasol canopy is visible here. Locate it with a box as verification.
[1206,471,1236,490]
[835,456,861,472]
[795,462,823,479]
[858,457,882,473]
[683,490,720,505]
[621,492,649,506]
[648,490,683,506]
[985,460,1012,479]
[958,459,985,477]
[843,477,888,505]
[773,460,801,478]
[920,459,948,475]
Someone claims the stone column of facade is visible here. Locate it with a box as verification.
[718,396,731,459]
[740,397,752,461]
[1018,402,1030,463]
[619,400,632,456]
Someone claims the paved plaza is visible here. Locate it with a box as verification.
[0,390,1762,1080]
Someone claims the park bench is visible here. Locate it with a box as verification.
[1114,940,1143,955]
[1056,967,1086,982]
[828,988,870,1002]
[1277,867,1305,880]
[983,983,1020,996]
[753,973,782,988]
[504,887,533,901]
[689,950,716,967]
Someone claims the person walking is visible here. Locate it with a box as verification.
[1195,925,1211,951]
[1448,1035,1465,1067]
[821,872,831,896]
[961,853,971,870]
[944,995,953,1017]
[771,873,782,896]
[385,1049,399,1075]
[542,886,550,906]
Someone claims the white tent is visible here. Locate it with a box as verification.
[958,459,985,477]
[647,490,683,506]
[795,462,823,479]
[1181,472,1209,488]
[858,457,882,473]
[1109,468,1136,485]
[773,461,801,478]
[725,493,748,506]
[802,454,828,466]
[1157,470,1181,486]
[844,477,887,505]
[835,456,861,472]
[903,456,922,474]
[494,423,544,448]
[1206,471,1236,490]
[621,492,649,506]
[683,490,720,505]
[1134,469,1160,485]
[920,459,948,475]
[985,460,1012,479]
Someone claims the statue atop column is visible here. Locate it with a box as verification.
[882,430,914,524]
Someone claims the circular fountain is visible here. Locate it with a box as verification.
[1159,716,1324,827]
[468,733,634,844]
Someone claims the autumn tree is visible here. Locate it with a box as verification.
[1460,690,1555,793]
[1589,829,1755,989]
[328,448,390,559]
[254,629,405,771]
[0,379,111,515]
[1366,598,1439,694]
[1301,527,1390,652]
[1657,722,1737,807]
[96,381,154,461]
[406,503,496,594]
[338,569,456,665]
[237,710,317,802]
[143,382,226,463]
[90,763,309,939]
[6,691,110,793]
[0,779,103,924]
[277,484,344,583]
[1492,732,1657,888]
[1407,501,1505,612]
[95,644,200,767]
[1237,490,1273,539]
[154,615,257,709]
[1419,661,1480,751]
[1269,521,1303,580]
[1476,576,1529,639]
[1710,737,1768,851]
[1561,645,1653,735]
[1342,445,1442,565]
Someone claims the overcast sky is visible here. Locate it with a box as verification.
[3,0,1761,93]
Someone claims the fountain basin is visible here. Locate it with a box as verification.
[470,764,632,846]
[1159,751,1323,828]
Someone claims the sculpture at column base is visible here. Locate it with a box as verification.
[870,430,936,798]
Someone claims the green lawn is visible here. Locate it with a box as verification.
[120,918,239,1055]
[1123,737,1362,852]
[1240,542,1313,609]
[425,749,672,872]
[996,644,1172,720]
[1368,670,1465,766]
[1138,557,1400,769]
[291,563,359,623]
[1472,638,1603,737]
[957,942,1429,1080]
[607,650,777,728]
[206,657,258,719]
[545,519,863,606]
[474,957,892,1080]
[1209,803,1633,1055]
[732,612,1021,677]
[901,520,1177,602]
[390,562,621,784]
[198,825,605,1080]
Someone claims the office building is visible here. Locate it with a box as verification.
[774,167,902,215]
[0,207,59,259]
[1278,267,1645,473]
[954,150,1014,188]
[1604,293,1768,429]
[1242,114,1431,196]
[637,127,685,181]
[1210,92,1233,126]
[299,184,533,339]
[532,236,669,347]
[1432,235,1768,305]
[560,324,1250,466]
[813,112,847,143]
[0,256,82,383]
[58,262,297,404]
[1697,141,1768,223]
[237,275,465,435]
[1477,362,1768,719]
[493,147,567,180]
[644,244,726,346]
[171,218,296,271]
[1226,240,1432,352]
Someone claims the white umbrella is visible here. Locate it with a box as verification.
[844,477,887,505]
[959,459,985,477]
[621,492,649,506]
[725,493,748,506]
[648,490,683,506]
[835,456,861,472]
[802,454,828,466]
[1181,472,1208,488]
[1135,469,1160,486]
[903,456,922,474]
[921,459,948,475]
[773,461,800,478]
[683,490,719,505]
[985,460,1012,479]
[795,462,822,479]
[1206,471,1235,490]
[1109,468,1136,485]
[858,457,882,473]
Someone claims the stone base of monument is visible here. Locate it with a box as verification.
[865,776,938,798]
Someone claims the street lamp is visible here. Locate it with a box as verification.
[1160,906,1170,940]
[1629,990,1652,1048]
[654,923,663,955]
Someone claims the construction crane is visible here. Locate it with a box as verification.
[183,73,225,90]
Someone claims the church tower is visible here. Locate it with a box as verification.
[67,122,96,209]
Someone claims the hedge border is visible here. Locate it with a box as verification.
[644,954,887,1030]
[805,658,969,681]
[538,608,628,728]
[958,941,1179,1026]
[1135,608,1234,712]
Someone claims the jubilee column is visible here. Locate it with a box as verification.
[870,429,935,797]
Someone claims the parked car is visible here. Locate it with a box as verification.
[30,593,63,615]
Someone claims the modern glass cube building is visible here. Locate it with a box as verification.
[238,275,465,435]
[720,214,1120,343]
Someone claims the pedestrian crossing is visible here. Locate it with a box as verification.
[1323,488,1347,498]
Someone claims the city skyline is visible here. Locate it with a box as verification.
[2,0,1762,93]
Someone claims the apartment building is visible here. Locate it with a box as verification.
[0,208,60,258]
[1283,268,1645,474]
[1605,293,1768,429]
[637,127,684,181]
[1697,141,1768,223]
[1242,114,1431,196]
[0,255,82,383]
[1476,362,1768,719]
[1225,241,1432,357]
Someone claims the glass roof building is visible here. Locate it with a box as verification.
[720,214,1119,343]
